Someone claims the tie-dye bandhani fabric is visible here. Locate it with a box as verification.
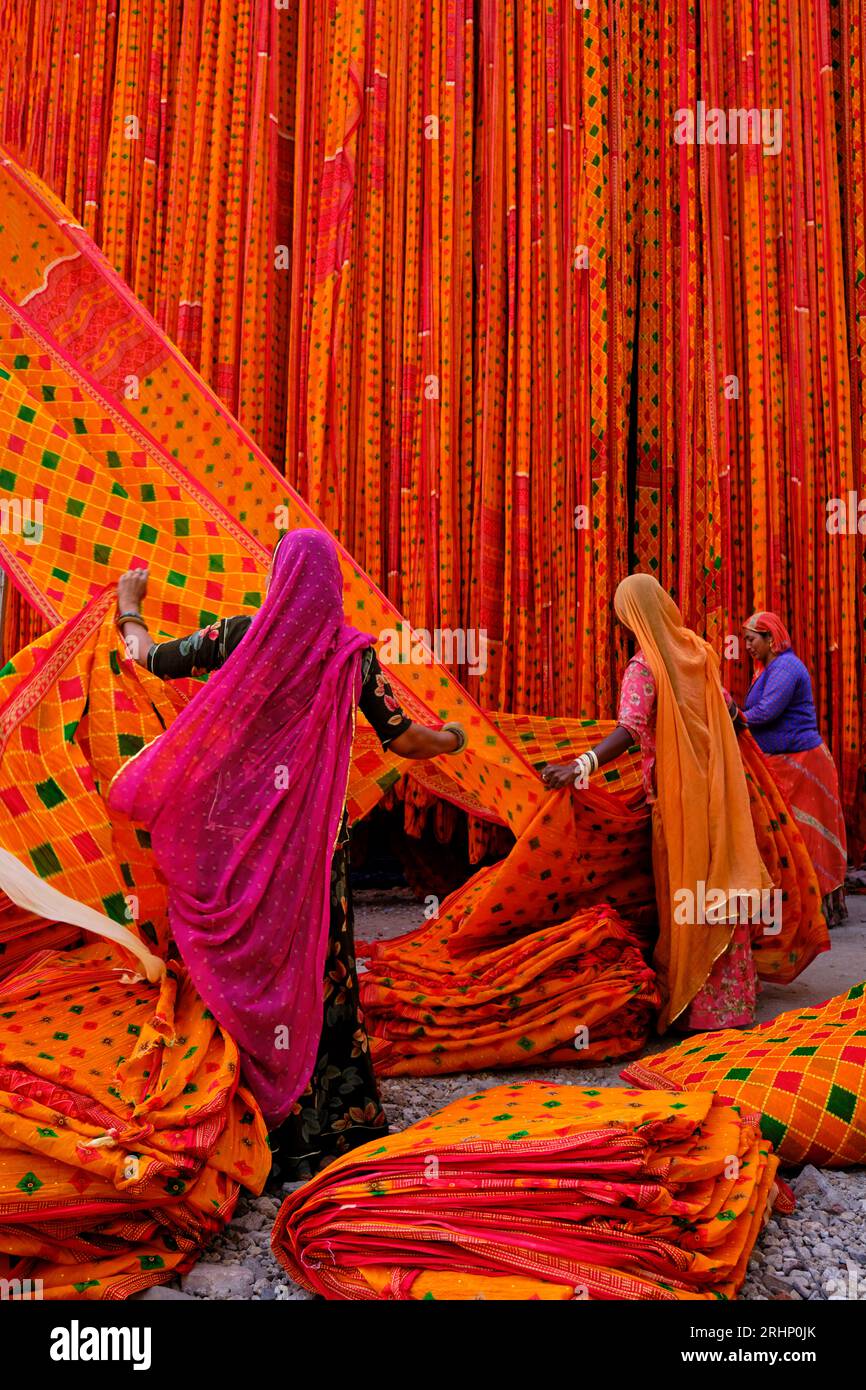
[271,1082,789,1301]
[1,0,862,835]
[362,904,660,1076]
[0,943,270,1299]
[0,143,829,1072]
[0,598,829,1070]
[622,984,866,1168]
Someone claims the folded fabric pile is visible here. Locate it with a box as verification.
[361,897,660,1074]
[0,944,270,1298]
[0,153,828,1096]
[271,1082,787,1300]
[359,729,830,1078]
[622,983,866,1167]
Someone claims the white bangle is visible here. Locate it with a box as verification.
[573,753,596,787]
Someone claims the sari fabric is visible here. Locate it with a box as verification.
[742,613,847,895]
[683,921,758,1031]
[109,530,372,1126]
[617,649,758,1029]
[0,943,270,1299]
[623,982,866,1167]
[0,153,827,1090]
[271,1082,787,1301]
[765,745,848,897]
[613,574,771,1030]
[139,619,407,1173]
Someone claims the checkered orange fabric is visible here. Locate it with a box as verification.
[272,1082,787,1301]
[622,983,866,1166]
[0,943,270,1298]
[0,150,542,838]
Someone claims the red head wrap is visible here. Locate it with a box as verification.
[744,611,793,656]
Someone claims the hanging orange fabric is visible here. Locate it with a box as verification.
[1,0,861,832]
[0,148,542,841]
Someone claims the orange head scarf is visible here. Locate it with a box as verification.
[614,574,771,1029]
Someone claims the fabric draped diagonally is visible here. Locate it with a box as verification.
[0,147,829,1080]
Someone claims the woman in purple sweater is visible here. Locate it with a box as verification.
[742,612,847,925]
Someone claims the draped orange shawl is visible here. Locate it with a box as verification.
[613,574,772,1029]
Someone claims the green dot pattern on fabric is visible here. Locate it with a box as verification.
[826,1085,857,1124]
[30,842,62,878]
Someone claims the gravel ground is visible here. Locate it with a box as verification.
[136,890,866,1303]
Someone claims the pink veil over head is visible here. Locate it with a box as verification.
[109,529,373,1126]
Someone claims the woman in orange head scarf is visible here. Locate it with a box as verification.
[543,574,772,1031]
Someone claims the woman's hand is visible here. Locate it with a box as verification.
[117,567,149,613]
[541,761,579,789]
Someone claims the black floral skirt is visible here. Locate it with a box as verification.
[270,841,387,1181]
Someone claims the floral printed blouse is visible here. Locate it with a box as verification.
[617,652,658,802]
[617,649,735,805]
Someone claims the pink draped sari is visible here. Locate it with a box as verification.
[109,530,372,1125]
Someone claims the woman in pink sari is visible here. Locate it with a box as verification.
[110,529,465,1178]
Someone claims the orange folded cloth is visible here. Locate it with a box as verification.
[622,982,866,1167]
[272,1082,789,1300]
[0,943,270,1299]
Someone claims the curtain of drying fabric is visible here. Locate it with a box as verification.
[0,0,296,459]
[0,0,863,825]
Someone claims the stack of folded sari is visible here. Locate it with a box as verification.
[271,1082,787,1300]
[0,943,270,1299]
[360,898,660,1075]
[359,729,830,1078]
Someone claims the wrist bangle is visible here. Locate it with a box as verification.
[441,721,467,754]
[573,750,598,787]
[116,611,147,631]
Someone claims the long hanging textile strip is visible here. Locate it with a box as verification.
[0,149,828,1083]
[0,0,295,486]
[0,149,542,839]
[1,0,861,835]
